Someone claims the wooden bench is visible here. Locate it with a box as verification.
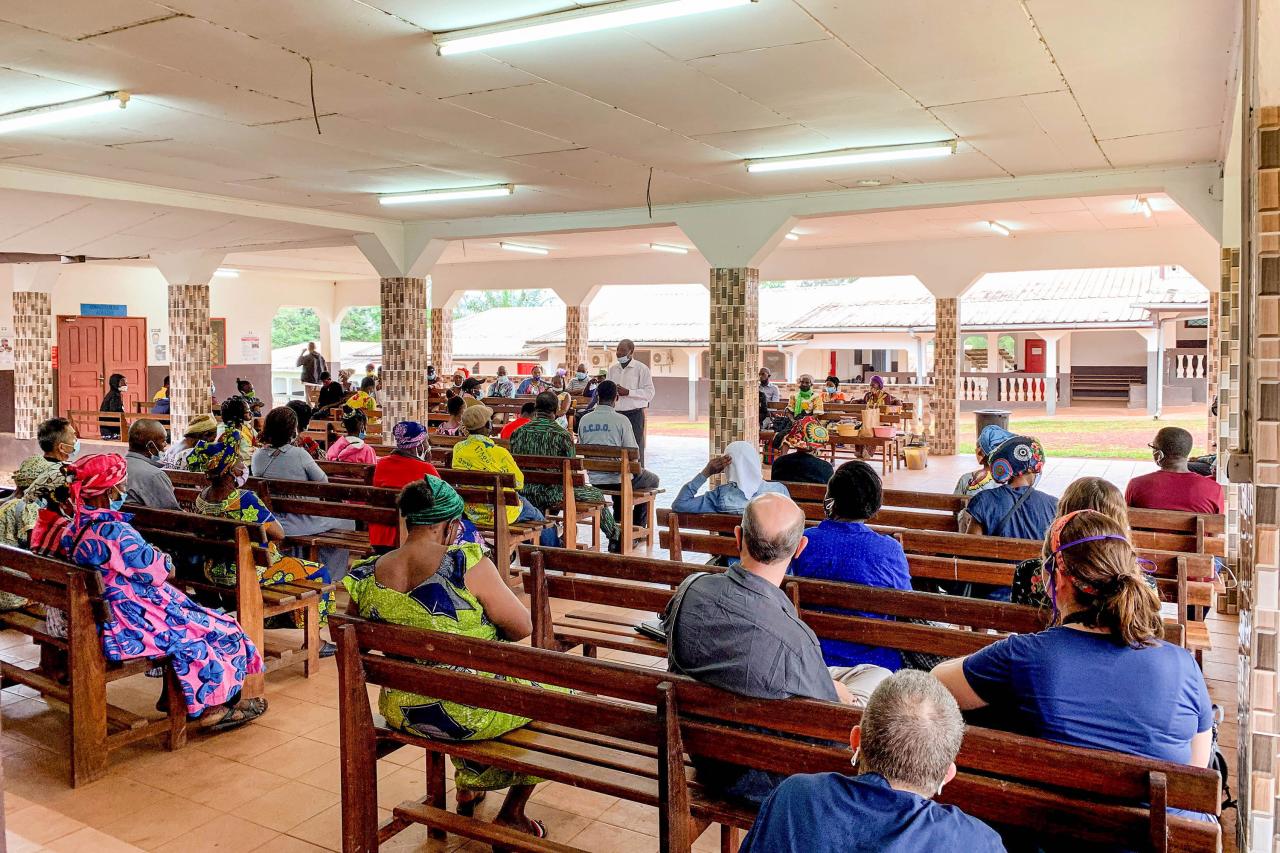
[0,543,188,786]
[334,617,1221,852]
[573,444,663,555]
[126,505,332,689]
[518,545,1046,662]
[68,409,171,442]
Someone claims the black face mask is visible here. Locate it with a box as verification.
[759,378,769,386]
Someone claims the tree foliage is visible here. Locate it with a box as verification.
[272,308,320,349]
[455,289,555,318]
[341,306,381,341]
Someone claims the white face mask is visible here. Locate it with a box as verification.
[618,355,631,366]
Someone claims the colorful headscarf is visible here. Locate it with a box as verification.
[402,476,465,527]
[392,420,428,450]
[26,463,72,507]
[67,453,127,517]
[977,424,1015,458]
[783,416,829,452]
[14,456,59,491]
[186,441,240,477]
[184,414,218,437]
[988,436,1046,485]
[869,375,885,390]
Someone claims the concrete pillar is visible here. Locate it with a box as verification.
[913,335,930,384]
[933,298,960,455]
[565,304,589,372]
[1059,332,1073,408]
[12,264,58,440]
[708,267,760,455]
[154,252,224,436]
[1139,326,1162,417]
[784,348,800,382]
[380,277,430,430]
[1040,331,1065,416]
[684,348,700,423]
[985,331,999,372]
[318,311,344,376]
[430,307,453,377]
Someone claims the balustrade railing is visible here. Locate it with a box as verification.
[1167,348,1207,380]
[960,372,1055,404]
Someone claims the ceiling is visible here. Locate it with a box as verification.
[223,192,1196,275]
[0,0,1240,242]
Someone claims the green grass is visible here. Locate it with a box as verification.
[958,415,1207,460]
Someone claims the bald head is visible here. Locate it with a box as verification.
[739,493,806,568]
[616,339,635,359]
[128,418,167,454]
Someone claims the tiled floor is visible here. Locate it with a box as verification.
[0,442,1236,852]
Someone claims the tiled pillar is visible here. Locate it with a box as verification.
[1208,290,1220,454]
[381,277,430,431]
[708,267,759,456]
[430,307,453,377]
[167,284,211,437]
[932,297,960,455]
[13,292,52,440]
[565,304,589,371]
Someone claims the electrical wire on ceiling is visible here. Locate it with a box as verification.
[646,167,653,219]
[305,57,322,135]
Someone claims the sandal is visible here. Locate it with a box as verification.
[204,697,268,732]
[318,641,337,658]
[456,790,487,817]
[492,818,546,853]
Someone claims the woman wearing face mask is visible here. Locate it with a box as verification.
[99,373,128,440]
[190,442,335,648]
[235,378,265,416]
[821,375,847,403]
[787,374,825,418]
[326,409,377,464]
[30,454,268,730]
[488,366,517,399]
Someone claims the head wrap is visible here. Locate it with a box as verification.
[869,375,885,390]
[392,420,428,450]
[184,414,218,437]
[67,453,127,517]
[186,441,240,478]
[783,416,829,452]
[724,441,765,499]
[26,463,73,507]
[15,456,59,491]
[403,476,465,527]
[988,435,1046,484]
[977,424,1016,457]
[461,404,493,432]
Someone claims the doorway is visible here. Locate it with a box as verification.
[56,316,147,417]
[1024,338,1046,373]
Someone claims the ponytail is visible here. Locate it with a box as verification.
[1090,570,1163,648]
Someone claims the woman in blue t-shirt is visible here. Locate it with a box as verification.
[789,461,912,701]
[961,435,1058,542]
[933,510,1213,774]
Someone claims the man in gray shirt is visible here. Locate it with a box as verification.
[577,381,659,524]
[663,492,851,802]
[758,367,781,404]
[123,419,180,510]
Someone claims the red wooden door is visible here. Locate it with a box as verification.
[57,317,105,419]
[1024,339,1046,373]
[104,318,147,414]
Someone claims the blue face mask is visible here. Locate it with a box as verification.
[69,439,81,461]
[359,432,367,439]
[576,372,587,381]
[109,496,126,512]
[618,356,631,366]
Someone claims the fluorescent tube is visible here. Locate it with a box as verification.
[379,184,514,205]
[500,242,549,255]
[746,140,956,173]
[0,92,129,136]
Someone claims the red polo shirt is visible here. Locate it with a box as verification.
[369,454,440,548]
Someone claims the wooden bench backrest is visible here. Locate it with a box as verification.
[335,618,1219,850]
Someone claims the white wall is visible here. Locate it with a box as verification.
[1067,329,1148,367]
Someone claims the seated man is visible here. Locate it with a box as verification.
[741,670,1004,853]
[27,417,78,477]
[576,381,660,527]
[510,391,621,551]
[499,401,535,440]
[787,373,824,417]
[454,405,557,547]
[1126,426,1224,514]
[663,493,851,803]
[123,418,179,510]
[758,367,780,403]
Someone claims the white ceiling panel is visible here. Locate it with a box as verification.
[1099,126,1223,167]
[0,1,172,40]
[0,190,91,225]
[692,124,835,159]
[799,0,1065,107]
[625,0,829,60]
[4,203,170,250]
[0,68,102,115]
[1026,0,1237,142]
[118,210,240,240]
[931,92,1109,175]
[370,0,581,32]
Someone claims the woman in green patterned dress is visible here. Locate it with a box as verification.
[343,476,552,842]
[188,442,335,652]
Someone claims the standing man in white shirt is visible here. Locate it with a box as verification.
[605,339,656,465]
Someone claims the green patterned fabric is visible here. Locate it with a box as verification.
[342,544,563,790]
[509,415,618,542]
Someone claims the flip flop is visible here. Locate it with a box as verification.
[455,790,487,817]
[205,697,268,732]
[492,818,546,853]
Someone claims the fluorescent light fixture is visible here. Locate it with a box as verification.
[784,232,800,241]
[650,243,688,254]
[1135,196,1153,218]
[213,269,239,278]
[0,91,129,136]
[435,0,754,56]
[987,220,1012,237]
[378,184,514,205]
[745,140,956,174]
[500,242,549,255]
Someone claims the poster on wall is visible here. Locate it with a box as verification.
[211,318,227,368]
[0,326,13,371]
[240,333,260,362]
[150,327,166,363]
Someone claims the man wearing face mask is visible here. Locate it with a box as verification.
[605,339,655,465]
[740,670,1004,853]
[122,418,180,510]
[566,362,593,396]
[787,374,825,418]
[758,367,780,403]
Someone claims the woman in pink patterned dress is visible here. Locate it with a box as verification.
[30,454,267,729]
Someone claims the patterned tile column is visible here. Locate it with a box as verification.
[932,297,960,455]
[381,277,430,433]
[167,284,211,438]
[13,292,52,440]
[565,304,589,371]
[430,307,453,377]
[708,267,759,456]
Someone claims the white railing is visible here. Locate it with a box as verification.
[998,375,1046,403]
[960,375,989,401]
[1171,351,1207,380]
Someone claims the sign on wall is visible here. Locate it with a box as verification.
[240,333,261,362]
[0,326,13,371]
[80,303,127,317]
[150,327,166,363]
[211,317,227,368]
